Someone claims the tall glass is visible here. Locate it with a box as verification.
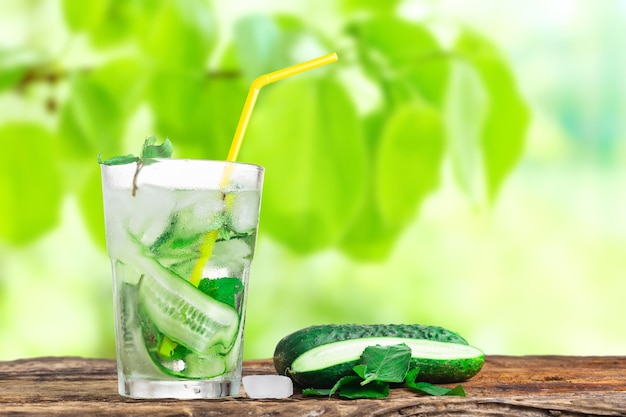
[101,159,264,399]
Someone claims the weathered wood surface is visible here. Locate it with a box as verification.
[1,356,625,416]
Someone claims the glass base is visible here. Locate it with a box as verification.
[120,378,241,399]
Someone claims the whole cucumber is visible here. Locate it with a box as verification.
[273,323,484,388]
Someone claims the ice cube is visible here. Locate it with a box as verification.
[128,184,177,246]
[175,190,226,232]
[242,375,293,399]
[203,239,252,275]
[229,190,260,233]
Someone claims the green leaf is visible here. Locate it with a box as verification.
[405,367,419,382]
[198,278,243,309]
[82,0,156,49]
[0,54,25,93]
[339,111,402,260]
[349,17,451,108]
[233,15,323,83]
[352,364,368,379]
[141,137,173,160]
[454,29,530,201]
[58,73,125,158]
[302,387,332,397]
[0,123,62,245]
[446,385,467,397]
[334,376,390,399]
[0,49,42,93]
[88,58,147,114]
[240,76,368,253]
[0,65,24,93]
[340,194,402,260]
[375,102,445,228]
[303,376,390,399]
[340,381,390,399]
[341,0,402,14]
[61,0,108,32]
[356,344,411,385]
[233,15,283,81]
[444,61,489,206]
[97,136,172,166]
[405,368,466,397]
[137,0,216,71]
[98,154,140,166]
[148,70,244,160]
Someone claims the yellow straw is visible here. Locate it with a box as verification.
[225,52,339,163]
[189,52,339,286]
[161,55,339,357]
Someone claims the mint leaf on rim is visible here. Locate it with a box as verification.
[98,136,174,195]
[97,136,173,166]
[97,153,140,165]
[141,136,173,163]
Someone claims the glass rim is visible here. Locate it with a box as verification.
[101,158,264,170]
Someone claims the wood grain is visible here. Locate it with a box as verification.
[1,356,625,416]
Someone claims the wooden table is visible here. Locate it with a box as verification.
[1,356,625,416]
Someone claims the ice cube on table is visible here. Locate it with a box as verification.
[242,375,293,399]
[229,190,260,233]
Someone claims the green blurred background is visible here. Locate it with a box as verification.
[0,0,624,361]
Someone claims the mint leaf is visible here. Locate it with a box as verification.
[445,385,467,397]
[302,387,332,396]
[198,278,243,308]
[98,153,140,165]
[406,381,466,397]
[335,378,389,399]
[302,376,389,399]
[141,136,173,162]
[352,364,368,379]
[98,136,174,195]
[329,376,361,397]
[97,136,172,166]
[405,368,466,397]
[302,344,466,400]
[356,343,411,385]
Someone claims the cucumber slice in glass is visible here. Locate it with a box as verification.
[137,258,239,355]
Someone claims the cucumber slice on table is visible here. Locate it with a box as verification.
[137,258,240,355]
[274,324,484,388]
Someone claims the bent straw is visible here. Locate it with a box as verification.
[225,52,339,163]
[160,55,339,354]
[189,53,340,287]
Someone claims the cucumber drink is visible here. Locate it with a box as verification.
[101,159,263,399]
